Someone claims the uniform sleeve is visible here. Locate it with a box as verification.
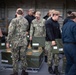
[43,20,46,37]
[6,19,16,43]
[25,19,29,32]
[72,24,76,42]
[30,21,34,37]
[25,16,30,32]
[58,25,61,38]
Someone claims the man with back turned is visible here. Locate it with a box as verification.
[6,8,29,75]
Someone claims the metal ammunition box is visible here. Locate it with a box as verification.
[32,37,45,47]
[26,35,29,40]
[0,42,6,50]
[1,48,44,68]
[1,52,12,65]
[52,39,63,53]
[26,49,44,68]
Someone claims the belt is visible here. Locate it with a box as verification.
[64,42,76,44]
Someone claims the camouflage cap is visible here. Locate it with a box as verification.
[16,8,24,13]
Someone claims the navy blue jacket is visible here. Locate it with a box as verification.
[62,20,76,43]
[45,18,61,41]
[63,17,70,25]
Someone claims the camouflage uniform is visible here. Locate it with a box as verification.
[45,41,53,66]
[30,19,46,37]
[53,53,59,66]
[7,16,28,73]
[45,41,59,66]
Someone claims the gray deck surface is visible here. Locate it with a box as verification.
[0,50,65,75]
[0,62,65,75]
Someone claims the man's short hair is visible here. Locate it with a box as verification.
[16,8,24,15]
[29,8,35,13]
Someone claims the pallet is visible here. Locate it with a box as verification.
[26,60,44,73]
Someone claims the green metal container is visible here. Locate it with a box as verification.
[1,48,44,68]
[26,35,30,40]
[1,52,12,65]
[52,39,64,53]
[26,49,44,68]
[32,37,45,47]
[0,42,6,50]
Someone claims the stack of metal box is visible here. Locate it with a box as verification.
[0,38,12,70]
[26,47,44,72]
[0,37,45,72]
[26,37,45,72]
[0,38,12,68]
